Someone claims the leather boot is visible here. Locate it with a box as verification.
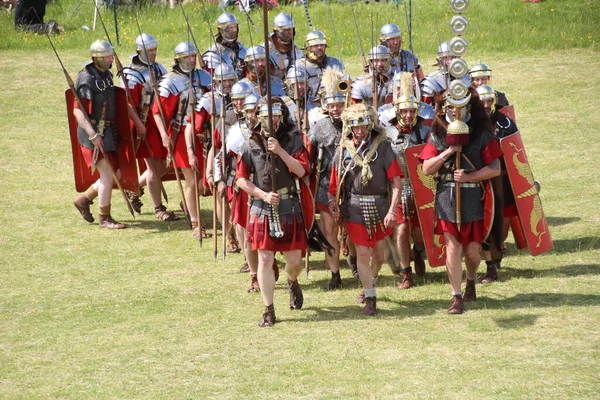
[239,261,250,273]
[464,279,477,302]
[412,245,426,277]
[447,295,464,314]
[326,271,342,291]
[98,205,126,229]
[481,261,499,284]
[288,279,303,310]
[247,274,260,293]
[125,188,143,214]
[258,304,276,327]
[227,230,241,253]
[363,297,377,316]
[74,194,94,223]
[397,267,414,289]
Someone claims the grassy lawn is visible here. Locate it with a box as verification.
[1,1,600,398]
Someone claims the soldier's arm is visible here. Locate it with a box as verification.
[73,108,96,138]
[128,103,146,136]
[422,146,459,175]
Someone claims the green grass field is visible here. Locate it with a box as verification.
[1,0,600,398]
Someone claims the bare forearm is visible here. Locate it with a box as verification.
[73,109,95,138]
[422,149,454,175]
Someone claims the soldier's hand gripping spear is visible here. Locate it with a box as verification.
[130,1,191,227]
[45,32,135,218]
[97,1,169,205]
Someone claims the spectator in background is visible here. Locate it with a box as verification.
[14,0,63,34]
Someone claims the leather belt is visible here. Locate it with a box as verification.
[441,182,480,188]
[91,119,116,127]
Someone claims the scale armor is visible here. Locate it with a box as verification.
[308,116,342,206]
[429,128,495,223]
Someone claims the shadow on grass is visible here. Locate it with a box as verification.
[500,263,600,280]
[546,216,580,227]
[493,314,539,329]
[280,292,600,324]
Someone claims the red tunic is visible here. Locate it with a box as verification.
[236,146,310,252]
[328,159,403,248]
[127,81,167,160]
[419,139,503,245]
[151,94,202,170]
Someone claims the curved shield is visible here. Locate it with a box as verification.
[500,132,553,256]
[404,144,446,267]
[66,87,139,193]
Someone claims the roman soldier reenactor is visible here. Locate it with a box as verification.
[328,103,403,316]
[307,67,347,290]
[239,45,286,97]
[72,40,127,229]
[419,89,503,314]
[263,12,302,80]
[351,45,396,107]
[470,62,510,107]
[121,33,179,222]
[383,73,429,289]
[152,42,209,239]
[294,30,344,104]
[235,98,310,327]
[477,84,519,283]
[202,12,247,79]
[379,23,422,79]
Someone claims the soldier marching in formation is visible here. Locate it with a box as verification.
[65,3,551,325]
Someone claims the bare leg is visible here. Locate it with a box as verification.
[257,250,276,307]
[444,232,464,295]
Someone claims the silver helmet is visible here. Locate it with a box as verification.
[437,41,452,57]
[470,61,492,78]
[174,42,198,73]
[90,40,114,69]
[368,45,391,61]
[213,63,237,81]
[243,93,262,111]
[380,23,402,40]
[217,12,239,42]
[244,45,267,64]
[305,30,327,47]
[285,66,307,98]
[90,39,113,58]
[476,84,496,116]
[273,12,295,30]
[231,81,253,100]
[284,66,307,85]
[135,33,158,65]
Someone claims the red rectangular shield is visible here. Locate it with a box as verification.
[66,87,139,193]
[500,132,553,255]
[404,145,446,267]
